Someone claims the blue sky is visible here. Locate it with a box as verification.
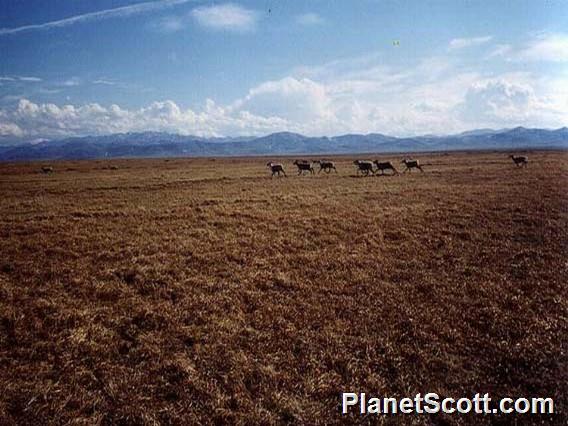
[0,0,567,142]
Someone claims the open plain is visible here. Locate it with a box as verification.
[0,151,567,424]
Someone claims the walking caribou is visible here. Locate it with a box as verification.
[373,160,398,175]
[314,160,337,173]
[267,162,287,177]
[293,160,315,175]
[510,155,528,167]
[353,160,375,176]
[401,158,424,173]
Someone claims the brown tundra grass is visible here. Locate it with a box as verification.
[0,151,567,425]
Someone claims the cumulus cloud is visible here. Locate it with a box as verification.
[0,98,288,139]
[192,3,258,32]
[449,36,493,50]
[237,77,332,122]
[459,81,534,123]
[0,122,24,137]
[455,79,567,128]
[2,53,567,141]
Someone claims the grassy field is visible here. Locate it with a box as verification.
[0,151,567,425]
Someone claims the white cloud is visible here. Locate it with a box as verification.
[487,44,512,59]
[61,77,81,87]
[0,0,194,36]
[455,79,567,128]
[487,33,568,63]
[192,3,258,32]
[18,76,42,82]
[0,122,24,137]
[517,33,568,62]
[449,36,493,50]
[0,98,288,139]
[154,15,186,33]
[459,81,534,123]
[296,13,325,26]
[237,77,332,122]
[2,46,567,140]
[92,79,115,86]
[0,75,42,82]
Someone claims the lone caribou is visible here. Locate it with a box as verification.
[510,155,528,167]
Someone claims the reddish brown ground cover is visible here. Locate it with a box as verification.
[0,151,566,424]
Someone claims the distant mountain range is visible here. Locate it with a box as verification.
[0,127,567,161]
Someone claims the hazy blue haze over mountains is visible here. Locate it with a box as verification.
[0,128,567,161]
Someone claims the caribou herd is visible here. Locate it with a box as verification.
[268,158,422,177]
[266,155,528,177]
[37,154,529,176]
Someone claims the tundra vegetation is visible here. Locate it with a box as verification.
[0,151,566,425]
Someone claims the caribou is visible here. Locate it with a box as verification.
[510,155,528,167]
[401,158,424,173]
[41,166,54,174]
[293,160,315,175]
[314,160,337,173]
[373,160,398,175]
[353,160,375,176]
[267,162,287,177]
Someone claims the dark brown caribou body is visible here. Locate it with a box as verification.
[353,160,375,176]
[373,160,398,175]
[293,160,315,175]
[314,160,337,173]
[510,155,528,167]
[267,162,287,177]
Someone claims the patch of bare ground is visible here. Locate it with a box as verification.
[0,151,566,424]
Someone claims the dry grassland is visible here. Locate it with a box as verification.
[0,151,567,425]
